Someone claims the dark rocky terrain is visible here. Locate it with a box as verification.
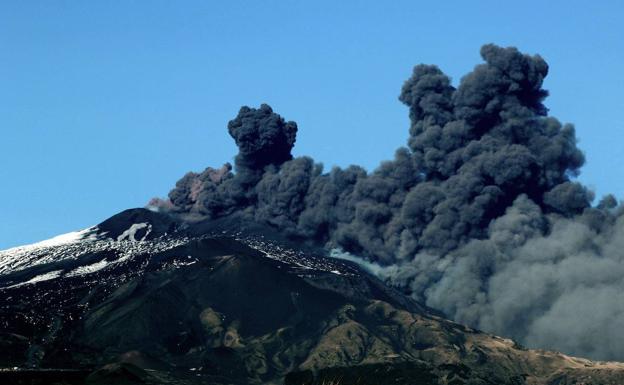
[1,208,624,385]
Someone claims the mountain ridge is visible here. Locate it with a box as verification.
[1,208,624,384]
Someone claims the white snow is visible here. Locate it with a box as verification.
[0,228,96,275]
[6,270,63,288]
[239,235,358,277]
[1,228,94,255]
[0,224,192,287]
[65,259,110,277]
[117,223,151,242]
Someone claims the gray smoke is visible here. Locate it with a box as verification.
[368,194,624,360]
[154,44,623,361]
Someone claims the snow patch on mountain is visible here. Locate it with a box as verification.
[1,228,96,254]
[0,223,189,278]
[65,259,110,277]
[7,270,63,288]
[116,223,152,242]
[0,228,97,275]
[239,235,358,277]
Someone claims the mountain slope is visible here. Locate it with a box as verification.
[1,208,624,385]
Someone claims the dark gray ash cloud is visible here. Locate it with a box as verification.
[152,44,624,361]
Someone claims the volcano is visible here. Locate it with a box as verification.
[1,208,624,385]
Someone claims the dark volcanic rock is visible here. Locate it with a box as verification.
[95,208,180,241]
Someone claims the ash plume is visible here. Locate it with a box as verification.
[228,104,298,177]
[153,44,623,360]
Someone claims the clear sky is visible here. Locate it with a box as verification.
[1,1,623,249]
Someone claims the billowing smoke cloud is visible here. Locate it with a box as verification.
[153,44,623,361]
[371,194,624,360]
[228,104,298,178]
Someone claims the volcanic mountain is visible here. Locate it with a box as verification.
[1,208,624,385]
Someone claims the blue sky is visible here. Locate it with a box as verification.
[1,1,623,249]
